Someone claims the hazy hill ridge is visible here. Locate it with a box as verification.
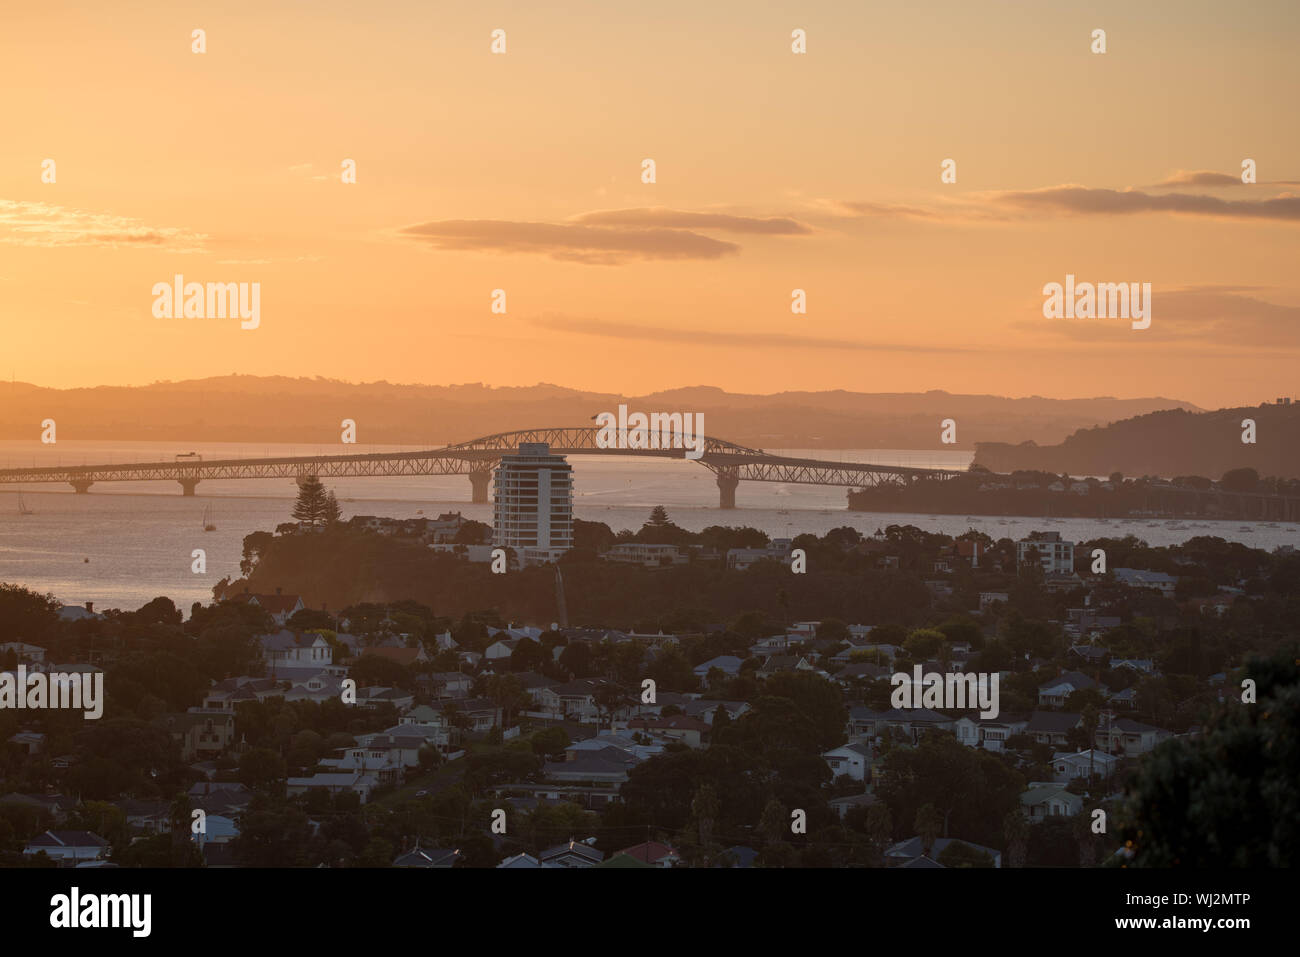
[0,377,1196,450]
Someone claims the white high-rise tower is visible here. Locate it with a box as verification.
[492,443,574,566]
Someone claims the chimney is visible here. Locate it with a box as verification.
[85,601,93,613]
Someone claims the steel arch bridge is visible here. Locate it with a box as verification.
[0,427,963,508]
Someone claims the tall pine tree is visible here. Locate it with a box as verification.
[292,475,327,526]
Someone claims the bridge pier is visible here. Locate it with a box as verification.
[178,477,200,496]
[715,470,739,509]
[70,479,94,494]
[469,470,491,504]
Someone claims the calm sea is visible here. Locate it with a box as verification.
[1,441,1296,612]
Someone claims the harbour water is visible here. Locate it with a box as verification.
[1,441,1296,612]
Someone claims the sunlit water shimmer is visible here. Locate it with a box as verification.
[2,441,1297,612]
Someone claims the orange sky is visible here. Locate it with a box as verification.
[2,0,1298,408]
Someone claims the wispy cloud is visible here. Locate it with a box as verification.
[986,185,1300,222]
[1154,169,1300,188]
[399,219,741,264]
[531,313,975,353]
[0,199,206,250]
[827,176,1300,225]
[570,207,812,234]
[819,199,947,221]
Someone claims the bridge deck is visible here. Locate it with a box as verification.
[0,427,964,493]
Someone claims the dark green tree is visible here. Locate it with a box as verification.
[291,476,328,526]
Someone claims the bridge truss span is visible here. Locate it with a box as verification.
[0,426,963,507]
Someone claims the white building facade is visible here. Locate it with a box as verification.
[493,443,574,566]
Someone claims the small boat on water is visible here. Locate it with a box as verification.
[202,505,217,532]
[17,494,33,515]
[1238,525,1253,532]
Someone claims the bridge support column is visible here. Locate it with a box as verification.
[70,479,93,494]
[178,478,200,496]
[715,470,739,509]
[469,470,491,504]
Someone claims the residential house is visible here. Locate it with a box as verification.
[1113,568,1178,595]
[601,543,689,567]
[1051,749,1119,783]
[540,840,605,868]
[848,707,954,745]
[497,853,560,869]
[286,772,379,804]
[394,847,458,868]
[0,642,46,664]
[1096,717,1162,756]
[694,655,744,686]
[1020,784,1084,821]
[822,742,872,782]
[361,645,429,668]
[1037,671,1100,708]
[627,715,709,749]
[952,713,1028,752]
[615,841,681,867]
[24,830,109,862]
[828,793,879,820]
[259,630,336,679]
[757,655,815,678]
[203,676,285,711]
[885,836,1001,868]
[1026,711,1083,748]
[155,712,235,762]
[234,590,306,626]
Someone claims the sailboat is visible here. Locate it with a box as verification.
[202,504,217,532]
[17,493,33,515]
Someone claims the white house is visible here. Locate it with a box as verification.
[1051,749,1118,783]
[822,742,872,782]
[484,638,519,660]
[953,714,1028,752]
[259,630,335,677]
